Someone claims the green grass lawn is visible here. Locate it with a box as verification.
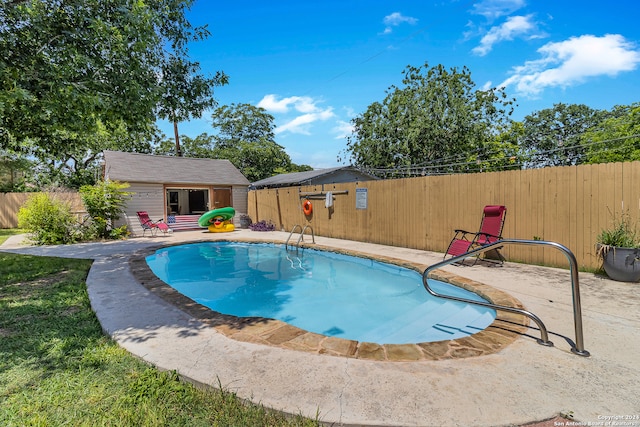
[0,246,320,426]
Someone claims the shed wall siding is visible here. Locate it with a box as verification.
[120,183,165,236]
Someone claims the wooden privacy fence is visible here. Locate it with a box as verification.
[0,192,85,228]
[248,161,640,271]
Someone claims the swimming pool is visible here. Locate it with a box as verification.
[145,241,496,344]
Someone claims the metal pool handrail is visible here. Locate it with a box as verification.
[297,225,315,248]
[285,224,315,251]
[285,224,303,250]
[423,239,590,357]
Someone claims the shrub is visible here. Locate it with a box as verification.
[17,193,80,245]
[596,211,640,262]
[597,217,640,248]
[79,180,131,239]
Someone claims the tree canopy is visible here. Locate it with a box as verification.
[519,103,610,167]
[341,62,515,175]
[211,103,276,147]
[153,103,312,182]
[209,103,312,181]
[0,0,224,188]
[584,103,640,164]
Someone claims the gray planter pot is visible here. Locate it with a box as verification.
[239,216,252,229]
[601,246,640,282]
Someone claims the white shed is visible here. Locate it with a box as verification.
[103,150,250,235]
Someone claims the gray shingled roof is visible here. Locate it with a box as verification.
[250,166,377,189]
[103,151,250,186]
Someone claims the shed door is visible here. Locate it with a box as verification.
[213,188,232,209]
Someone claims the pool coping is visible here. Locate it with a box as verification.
[129,238,530,362]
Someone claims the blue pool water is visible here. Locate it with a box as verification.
[145,242,496,344]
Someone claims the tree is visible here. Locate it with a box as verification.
[519,103,608,167]
[0,0,224,187]
[1,1,158,149]
[152,103,312,181]
[213,140,294,182]
[0,149,34,192]
[155,39,228,156]
[209,103,311,181]
[211,103,277,148]
[584,103,640,164]
[341,62,515,173]
[154,133,216,158]
[472,121,524,172]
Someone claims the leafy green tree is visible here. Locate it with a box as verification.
[213,140,293,182]
[1,1,157,149]
[153,104,313,180]
[154,133,216,158]
[79,180,131,239]
[211,103,277,148]
[209,103,311,181]
[155,45,228,156]
[282,163,314,173]
[26,120,159,189]
[341,62,515,173]
[0,149,34,192]
[471,121,524,172]
[584,103,640,164]
[0,0,224,187]
[519,103,608,167]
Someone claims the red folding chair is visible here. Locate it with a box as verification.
[136,211,171,237]
[444,205,507,265]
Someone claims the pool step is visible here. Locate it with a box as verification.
[432,306,495,336]
[359,302,495,344]
[358,300,456,343]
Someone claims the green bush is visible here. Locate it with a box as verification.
[17,193,80,245]
[79,180,131,239]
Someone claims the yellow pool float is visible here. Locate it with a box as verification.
[198,207,236,233]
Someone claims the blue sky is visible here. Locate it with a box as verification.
[157,0,640,169]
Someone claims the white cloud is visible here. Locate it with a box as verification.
[275,109,335,135]
[343,106,356,118]
[499,34,640,97]
[472,15,539,56]
[332,120,354,139]
[381,12,418,34]
[258,94,336,135]
[257,94,317,113]
[471,0,526,21]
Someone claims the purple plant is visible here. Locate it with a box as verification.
[248,220,276,232]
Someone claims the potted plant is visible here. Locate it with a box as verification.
[239,214,252,229]
[596,213,640,282]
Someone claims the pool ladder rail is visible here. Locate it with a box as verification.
[423,238,590,357]
[285,224,315,251]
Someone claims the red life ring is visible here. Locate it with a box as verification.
[302,199,313,215]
